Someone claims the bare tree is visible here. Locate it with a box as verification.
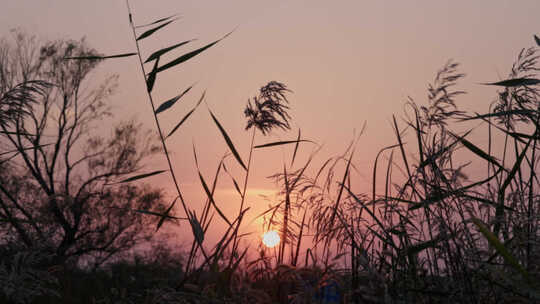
[0,30,170,267]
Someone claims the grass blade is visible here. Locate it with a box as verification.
[291,129,301,167]
[209,109,247,171]
[508,131,540,140]
[114,170,167,184]
[372,144,400,201]
[392,115,412,176]
[146,57,159,93]
[133,209,184,220]
[137,19,177,41]
[406,238,442,256]
[165,91,205,139]
[155,85,193,114]
[197,170,233,227]
[193,145,233,227]
[460,109,536,121]
[223,162,243,197]
[135,14,178,28]
[328,150,354,230]
[499,138,531,193]
[155,31,233,74]
[345,185,398,250]
[188,210,205,246]
[481,78,540,87]
[64,52,137,60]
[156,197,178,231]
[449,130,504,171]
[471,218,530,281]
[254,139,314,149]
[144,40,194,63]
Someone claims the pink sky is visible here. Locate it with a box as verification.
[2,0,540,255]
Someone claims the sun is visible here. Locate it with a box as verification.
[262,230,280,248]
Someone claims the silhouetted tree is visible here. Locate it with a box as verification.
[0,30,170,267]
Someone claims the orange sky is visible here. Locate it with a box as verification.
[2,0,540,254]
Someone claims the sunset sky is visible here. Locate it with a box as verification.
[2,0,540,250]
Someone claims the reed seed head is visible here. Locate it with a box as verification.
[244,81,292,135]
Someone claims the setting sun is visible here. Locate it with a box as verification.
[262,230,280,248]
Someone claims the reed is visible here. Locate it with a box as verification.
[5,2,540,301]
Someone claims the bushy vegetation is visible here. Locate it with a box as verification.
[1,2,540,303]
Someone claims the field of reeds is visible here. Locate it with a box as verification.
[1,3,540,303]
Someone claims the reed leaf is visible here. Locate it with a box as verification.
[253,139,313,149]
[155,197,179,231]
[144,40,194,63]
[114,170,167,184]
[406,238,442,256]
[222,162,243,197]
[146,57,159,93]
[133,208,183,220]
[345,185,397,250]
[209,109,247,171]
[155,31,232,74]
[137,19,177,41]
[155,85,193,114]
[165,91,205,139]
[64,52,137,60]
[471,218,530,281]
[449,130,504,171]
[499,137,532,193]
[328,151,354,230]
[481,78,540,87]
[507,131,540,140]
[197,170,232,227]
[460,109,537,121]
[188,210,205,246]
[291,129,301,167]
[193,146,233,227]
[393,115,412,181]
[372,144,400,201]
[135,14,178,28]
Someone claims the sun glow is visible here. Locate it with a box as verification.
[262,230,280,248]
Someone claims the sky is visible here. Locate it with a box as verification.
[2,0,540,252]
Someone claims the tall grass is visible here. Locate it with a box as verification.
[52,4,540,302]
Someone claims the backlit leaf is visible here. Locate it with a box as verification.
[460,109,536,121]
[222,162,242,197]
[146,57,159,93]
[254,139,314,149]
[471,218,530,281]
[165,91,205,138]
[209,109,247,171]
[135,14,178,28]
[291,129,301,167]
[144,40,194,63]
[188,210,205,246]
[155,30,233,74]
[156,197,178,231]
[137,19,177,41]
[115,170,167,184]
[481,78,540,87]
[132,209,184,219]
[155,85,193,114]
[197,170,232,227]
[406,238,442,256]
[449,131,504,170]
[64,52,137,60]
